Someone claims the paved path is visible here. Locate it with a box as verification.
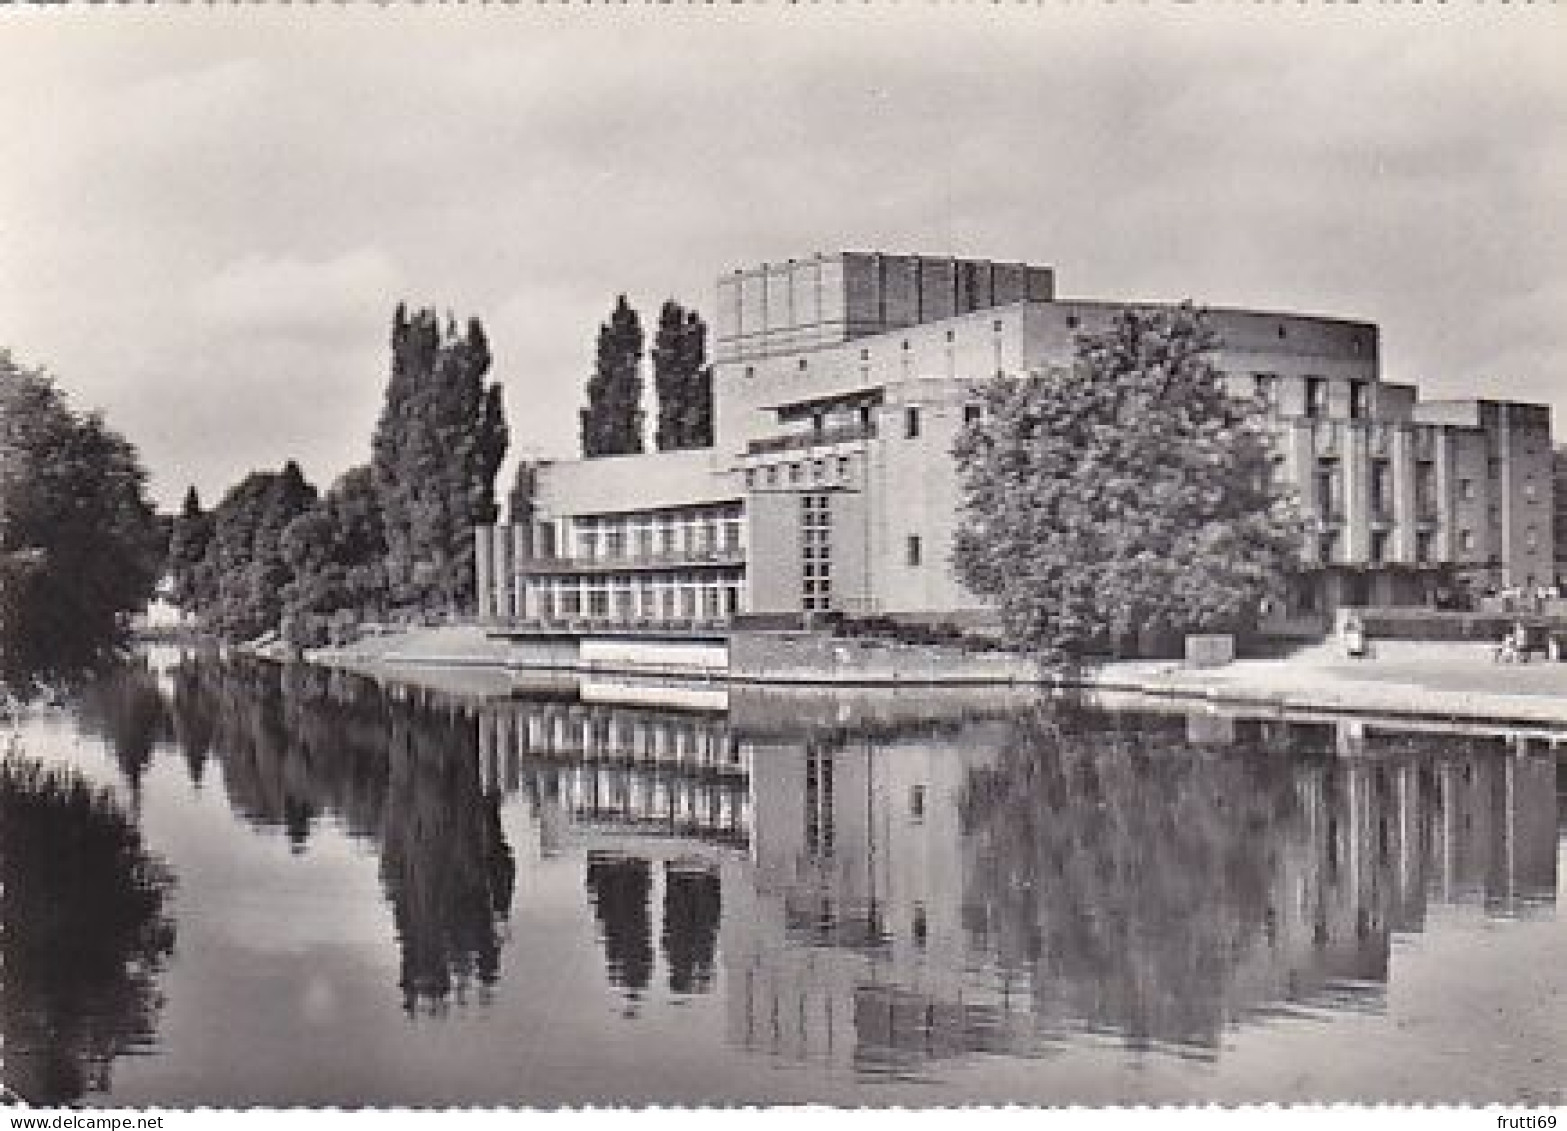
[1095,641,1567,727]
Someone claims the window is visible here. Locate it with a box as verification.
[963,403,982,424]
[992,319,1003,332]
[1315,458,1343,519]
[1318,532,1338,564]
[1459,477,1475,502]
[858,405,874,431]
[789,462,803,484]
[860,348,870,361]
[811,412,825,437]
[909,785,925,820]
[801,493,833,611]
[1526,526,1539,552]
[1065,314,1080,330]
[1349,381,1370,421]
[944,329,954,342]
[765,466,779,487]
[744,366,755,380]
[1460,529,1476,553]
[1415,530,1433,564]
[811,458,826,481]
[912,905,928,948]
[1524,478,1538,502]
[1370,530,1389,565]
[1415,461,1437,517]
[1253,373,1278,411]
[744,468,757,489]
[905,406,921,439]
[907,535,922,567]
[1305,377,1328,419]
[797,358,808,371]
[1371,460,1393,520]
[836,455,851,479]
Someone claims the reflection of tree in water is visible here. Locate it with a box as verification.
[662,864,721,995]
[164,656,515,1014]
[959,707,1303,1051]
[379,704,515,1015]
[72,660,173,795]
[586,853,654,1012]
[0,756,175,1105]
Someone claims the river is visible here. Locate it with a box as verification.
[2,649,1563,1107]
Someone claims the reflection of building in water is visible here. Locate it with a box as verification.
[475,701,751,850]
[723,714,1562,1070]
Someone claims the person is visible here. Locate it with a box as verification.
[1494,621,1530,664]
[1341,612,1368,659]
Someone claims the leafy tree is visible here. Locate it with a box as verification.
[167,485,216,613]
[1,352,163,692]
[199,461,317,641]
[280,465,391,647]
[506,460,538,528]
[580,295,645,458]
[652,300,713,451]
[952,305,1300,669]
[371,306,508,614]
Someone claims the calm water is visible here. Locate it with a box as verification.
[3,650,1564,1107]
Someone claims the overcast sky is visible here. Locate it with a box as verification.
[2,7,1563,510]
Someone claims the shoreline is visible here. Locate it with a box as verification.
[293,626,1567,733]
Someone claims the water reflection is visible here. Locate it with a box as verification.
[155,657,517,1014]
[461,689,1561,1076]
[12,655,1564,1102]
[0,757,175,1105]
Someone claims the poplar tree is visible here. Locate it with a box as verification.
[652,300,713,451]
[580,296,645,457]
[371,306,509,614]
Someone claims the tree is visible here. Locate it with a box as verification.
[371,306,509,614]
[167,486,215,613]
[1,352,163,691]
[506,460,538,528]
[580,295,645,458]
[651,300,713,451]
[952,305,1301,669]
[280,465,390,647]
[199,461,318,642]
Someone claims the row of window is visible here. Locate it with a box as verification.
[746,455,854,490]
[801,493,833,611]
[1316,524,1543,565]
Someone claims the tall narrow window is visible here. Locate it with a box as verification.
[1305,376,1328,419]
[905,406,921,439]
[1349,380,1370,421]
[907,535,922,567]
[1371,460,1393,521]
[1315,458,1343,520]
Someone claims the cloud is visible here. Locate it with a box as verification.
[1,8,1564,510]
[191,249,403,338]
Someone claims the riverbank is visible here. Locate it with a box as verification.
[303,626,1567,729]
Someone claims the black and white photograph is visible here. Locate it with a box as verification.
[2,3,1565,1117]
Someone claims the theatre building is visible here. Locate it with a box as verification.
[475,252,1554,634]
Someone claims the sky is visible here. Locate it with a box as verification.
[2,6,1564,511]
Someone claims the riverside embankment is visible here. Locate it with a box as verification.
[302,625,1567,730]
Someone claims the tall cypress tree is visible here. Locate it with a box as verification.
[167,485,215,613]
[580,296,644,458]
[371,306,509,614]
[652,300,713,451]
